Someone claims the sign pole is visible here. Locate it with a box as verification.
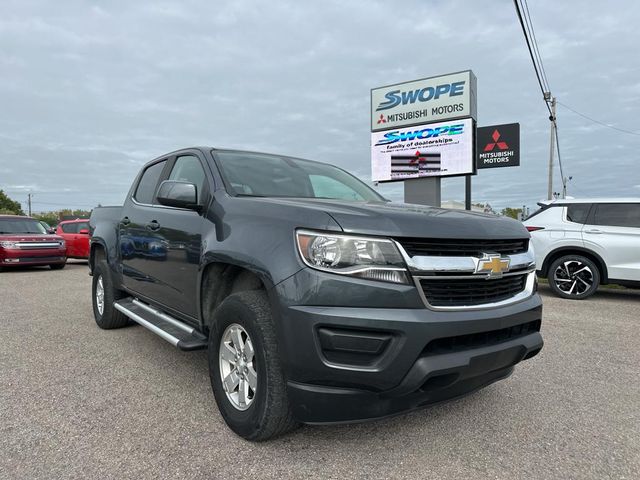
[404,178,441,207]
[464,175,471,210]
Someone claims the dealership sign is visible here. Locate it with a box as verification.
[476,123,520,169]
[371,70,477,132]
[371,118,474,182]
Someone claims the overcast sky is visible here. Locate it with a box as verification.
[1,0,639,213]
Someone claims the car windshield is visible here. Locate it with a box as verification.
[214,151,385,202]
[0,218,47,234]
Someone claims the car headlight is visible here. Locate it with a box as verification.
[0,241,18,249]
[296,230,409,284]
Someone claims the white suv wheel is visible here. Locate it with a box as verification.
[548,255,600,300]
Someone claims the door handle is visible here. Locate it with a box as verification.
[146,220,161,231]
[585,229,603,234]
[121,217,131,226]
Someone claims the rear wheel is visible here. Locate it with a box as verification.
[92,259,128,329]
[208,290,298,441]
[548,255,600,299]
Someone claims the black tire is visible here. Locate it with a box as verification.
[208,290,299,441]
[92,259,128,329]
[50,262,66,270]
[548,254,600,299]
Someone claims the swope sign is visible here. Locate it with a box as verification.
[371,70,477,132]
[371,118,474,182]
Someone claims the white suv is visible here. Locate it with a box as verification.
[523,198,640,299]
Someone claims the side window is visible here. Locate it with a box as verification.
[592,203,640,228]
[134,160,166,204]
[309,174,365,201]
[61,223,77,233]
[77,222,90,232]
[168,156,206,202]
[566,204,590,224]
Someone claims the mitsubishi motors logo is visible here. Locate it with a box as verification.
[483,129,509,151]
[376,114,386,125]
[476,123,520,170]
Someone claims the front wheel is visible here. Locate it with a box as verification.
[548,255,600,299]
[208,290,298,441]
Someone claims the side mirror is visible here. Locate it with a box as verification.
[79,228,90,235]
[156,180,200,210]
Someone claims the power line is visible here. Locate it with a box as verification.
[26,200,98,208]
[557,101,640,136]
[512,0,552,116]
[514,0,568,198]
[521,0,550,92]
[32,201,97,207]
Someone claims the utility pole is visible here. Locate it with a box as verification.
[562,175,572,199]
[545,94,556,200]
[27,193,32,216]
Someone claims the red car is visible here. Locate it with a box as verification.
[56,219,91,259]
[0,215,67,270]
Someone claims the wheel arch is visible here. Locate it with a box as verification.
[541,247,608,283]
[89,239,107,274]
[198,259,274,331]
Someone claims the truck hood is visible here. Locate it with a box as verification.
[255,198,529,239]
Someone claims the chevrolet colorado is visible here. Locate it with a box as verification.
[89,147,543,440]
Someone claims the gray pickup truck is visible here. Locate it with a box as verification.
[89,147,543,440]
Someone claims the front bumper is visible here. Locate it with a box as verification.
[273,269,543,424]
[0,248,67,266]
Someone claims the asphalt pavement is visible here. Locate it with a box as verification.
[1,262,638,479]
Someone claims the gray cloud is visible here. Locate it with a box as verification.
[1,0,639,212]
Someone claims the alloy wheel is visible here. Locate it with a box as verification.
[219,323,257,411]
[553,260,593,296]
[96,275,105,315]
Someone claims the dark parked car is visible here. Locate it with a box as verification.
[89,147,543,440]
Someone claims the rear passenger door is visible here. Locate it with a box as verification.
[120,158,170,301]
[582,203,640,281]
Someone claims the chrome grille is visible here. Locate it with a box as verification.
[16,242,64,250]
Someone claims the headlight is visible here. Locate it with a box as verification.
[296,230,409,284]
[0,241,18,249]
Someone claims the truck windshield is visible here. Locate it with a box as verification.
[0,218,47,234]
[214,151,385,202]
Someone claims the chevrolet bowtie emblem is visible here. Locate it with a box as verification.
[476,254,510,278]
